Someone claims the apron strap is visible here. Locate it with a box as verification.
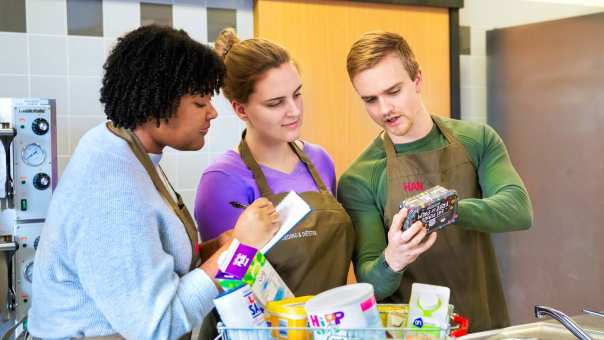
[238,130,274,197]
[106,122,200,270]
[382,132,404,195]
[383,131,398,162]
[431,115,458,145]
[288,141,329,193]
[237,130,329,197]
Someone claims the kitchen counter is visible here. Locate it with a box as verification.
[460,313,604,340]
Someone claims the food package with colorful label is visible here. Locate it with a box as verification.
[265,296,313,340]
[214,284,267,328]
[304,283,384,340]
[216,239,294,306]
[399,185,459,233]
[407,283,451,338]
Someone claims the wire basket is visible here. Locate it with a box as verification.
[215,323,453,340]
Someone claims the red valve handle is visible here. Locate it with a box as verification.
[450,313,469,337]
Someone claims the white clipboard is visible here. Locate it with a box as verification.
[261,190,311,254]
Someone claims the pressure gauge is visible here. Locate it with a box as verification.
[21,143,46,166]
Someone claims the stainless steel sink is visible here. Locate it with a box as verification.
[459,314,604,340]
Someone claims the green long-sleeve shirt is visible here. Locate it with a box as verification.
[337,116,533,300]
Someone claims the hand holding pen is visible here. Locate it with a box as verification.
[229,201,248,209]
[231,197,280,249]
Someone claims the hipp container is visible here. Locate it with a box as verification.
[265,296,313,340]
[304,283,384,339]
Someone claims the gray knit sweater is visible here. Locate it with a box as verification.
[28,123,218,339]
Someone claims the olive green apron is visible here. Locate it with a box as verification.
[199,132,356,339]
[382,115,509,332]
[238,133,355,295]
[106,123,200,340]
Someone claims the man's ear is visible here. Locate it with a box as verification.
[232,101,248,120]
[414,69,423,93]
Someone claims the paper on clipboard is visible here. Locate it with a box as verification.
[261,190,311,254]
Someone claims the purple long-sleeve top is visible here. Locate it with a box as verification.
[194,142,336,241]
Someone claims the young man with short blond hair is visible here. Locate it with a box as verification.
[338,31,533,332]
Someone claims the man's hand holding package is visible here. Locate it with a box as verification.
[384,208,437,272]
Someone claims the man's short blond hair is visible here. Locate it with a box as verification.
[347,31,419,81]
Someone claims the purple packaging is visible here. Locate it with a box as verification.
[216,239,294,306]
[216,241,258,280]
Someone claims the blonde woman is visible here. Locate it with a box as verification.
[195,31,355,295]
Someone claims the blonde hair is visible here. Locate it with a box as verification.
[346,31,419,81]
[214,29,291,104]
[214,27,240,57]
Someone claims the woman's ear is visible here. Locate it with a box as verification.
[231,101,248,120]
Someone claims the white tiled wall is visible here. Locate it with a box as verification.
[26,0,67,35]
[67,36,105,77]
[69,77,104,115]
[0,0,253,214]
[459,0,604,123]
[30,76,69,120]
[173,1,207,42]
[102,0,141,38]
[0,33,28,74]
[29,35,68,75]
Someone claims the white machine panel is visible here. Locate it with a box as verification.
[14,222,42,318]
[0,98,57,330]
[7,99,56,221]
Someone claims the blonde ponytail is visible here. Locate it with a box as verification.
[214,27,240,58]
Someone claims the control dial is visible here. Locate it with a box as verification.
[24,262,34,283]
[33,173,50,190]
[32,118,49,135]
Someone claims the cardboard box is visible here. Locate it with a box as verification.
[216,239,294,305]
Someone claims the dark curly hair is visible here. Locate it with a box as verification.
[100,25,225,129]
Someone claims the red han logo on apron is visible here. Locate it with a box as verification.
[402,181,424,193]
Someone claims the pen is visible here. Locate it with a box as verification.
[229,201,249,209]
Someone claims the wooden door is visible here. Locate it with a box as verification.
[255,0,451,177]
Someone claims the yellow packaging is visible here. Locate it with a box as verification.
[266,296,313,340]
[378,304,408,338]
[378,304,409,328]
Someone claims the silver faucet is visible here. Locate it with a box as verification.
[535,305,593,340]
[583,309,604,319]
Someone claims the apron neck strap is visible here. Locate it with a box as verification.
[431,115,457,145]
[288,141,329,193]
[106,122,200,269]
[237,130,329,197]
[238,130,273,197]
[383,131,397,161]
[383,115,458,161]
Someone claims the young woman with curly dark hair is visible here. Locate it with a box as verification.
[27,25,279,339]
